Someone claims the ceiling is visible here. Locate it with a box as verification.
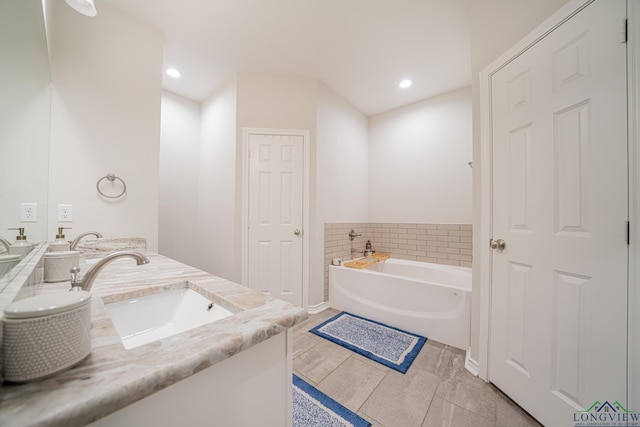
[103,0,471,117]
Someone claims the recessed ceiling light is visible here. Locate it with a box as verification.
[399,79,412,89]
[165,68,181,78]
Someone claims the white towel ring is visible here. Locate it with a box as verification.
[97,174,127,199]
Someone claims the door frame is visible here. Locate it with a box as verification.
[479,0,616,380]
[241,128,310,308]
[628,0,640,411]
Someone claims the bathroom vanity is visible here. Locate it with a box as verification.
[0,241,307,426]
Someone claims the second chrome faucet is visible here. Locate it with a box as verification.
[70,231,103,250]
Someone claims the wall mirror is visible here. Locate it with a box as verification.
[0,0,51,284]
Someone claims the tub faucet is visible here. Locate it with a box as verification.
[348,229,361,241]
[70,231,103,250]
[69,251,149,292]
[0,237,10,253]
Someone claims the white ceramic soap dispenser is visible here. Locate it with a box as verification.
[8,227,33,259]
[49,227,71,252]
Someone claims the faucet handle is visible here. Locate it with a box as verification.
[70,266,81,287]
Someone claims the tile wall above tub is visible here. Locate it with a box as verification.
[323,223,472,301]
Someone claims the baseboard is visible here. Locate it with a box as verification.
[306,301,330,314]
[465,348,479,376]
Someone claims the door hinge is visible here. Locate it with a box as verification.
[623,18,628,44]
[627,221,630,245]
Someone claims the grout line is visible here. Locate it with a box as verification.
[314,346,352,387]
[420,393,437,427]
[349,354,389,415]
[356,368,391,421]
[359,410,387,427]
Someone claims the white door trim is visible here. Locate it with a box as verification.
[241,128,310,308]
[478,0,596,381]
[628,0,640,411]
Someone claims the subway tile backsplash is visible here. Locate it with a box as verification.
[323,222,472,301]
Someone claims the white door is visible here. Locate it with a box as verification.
[489,1,628,426]
[248,133,304,306]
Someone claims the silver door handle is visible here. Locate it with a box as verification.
[294,229,301,236]
[489,238,506,250]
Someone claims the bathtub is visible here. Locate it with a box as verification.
[329,258,471,350]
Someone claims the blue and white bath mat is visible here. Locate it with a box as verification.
[309,312,427,373]
[293,374,371,427]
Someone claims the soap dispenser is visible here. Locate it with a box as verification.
[49,227,71,252]
[8,227,33,259]
[365,240,373,256]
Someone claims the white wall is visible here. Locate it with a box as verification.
[47,0,163,250]
[368,86,472,223]
[159,75,369,307]
[0,0,50,244]
[235,74,318,132]
[316,83,369,222]
[314,82,369,306]
[159,91,201,265]
[164,73,320,284]
[198,78,238,280]
[236,73,318,295]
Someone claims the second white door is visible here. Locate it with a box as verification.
[248,133,304,306]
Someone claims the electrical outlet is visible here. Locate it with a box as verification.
[20,203,37,222]
[58,204,73,222]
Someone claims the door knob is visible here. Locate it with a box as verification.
[294,229,301,236]
[489,238,506,250]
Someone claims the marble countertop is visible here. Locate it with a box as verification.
[0,249,308,426]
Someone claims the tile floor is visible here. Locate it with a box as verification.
[292,309,542,427]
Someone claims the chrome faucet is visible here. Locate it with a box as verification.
[69,251,149,291]
[0,237,10,253]
[69,231,103,250]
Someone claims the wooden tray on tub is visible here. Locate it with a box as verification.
[343,253,389,269]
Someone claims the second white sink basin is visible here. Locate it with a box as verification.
[105,288,233,349]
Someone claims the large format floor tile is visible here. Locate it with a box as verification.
[422,397,494,427]
[293,338,352,384]
[360,368,439,427]
[435,361,498,422]
[317,357,387,412]
[293,309,541,427]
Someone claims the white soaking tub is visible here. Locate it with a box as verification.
[329,258,471,350]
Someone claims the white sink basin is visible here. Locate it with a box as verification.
[105,288,233,349]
